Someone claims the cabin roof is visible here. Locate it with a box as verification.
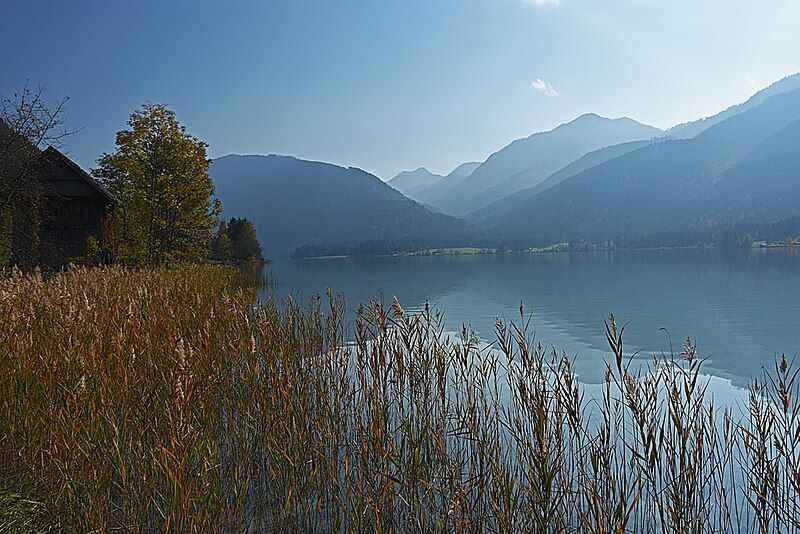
[40,146,117,204]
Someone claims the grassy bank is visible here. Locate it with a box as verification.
[1,265,798,532]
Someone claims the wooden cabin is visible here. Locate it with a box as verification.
[36,147,117,265]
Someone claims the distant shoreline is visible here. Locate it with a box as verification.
[293,242,797,261]
[301,254,352,260]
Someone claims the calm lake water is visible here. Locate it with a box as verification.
[264,248,800,387]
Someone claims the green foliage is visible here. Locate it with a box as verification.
[227,217,262,261]
[94,103,219,265]
[210,219,232,261]
[210,217,262,262]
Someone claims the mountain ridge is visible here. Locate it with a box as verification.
[468,139,655,224]
[387,167,444,199]
[210,154,466,257]
[667,73,800,139]
[477,87,800,245]
[411,161,481,206]
[433,113,663,216]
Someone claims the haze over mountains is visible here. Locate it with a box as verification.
[210,155,465,256]
[478,86,800,246]
[212,73,800,257]
[469,139,655,225]
[666,73,800,139]
[399,162,481,208]
[432,114,663,216]
[386,167,443,199]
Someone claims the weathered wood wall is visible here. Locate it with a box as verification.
[35,148,116,266]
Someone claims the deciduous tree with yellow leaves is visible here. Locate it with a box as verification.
[95,103,219,265]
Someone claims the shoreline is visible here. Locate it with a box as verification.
[293,243,796,261]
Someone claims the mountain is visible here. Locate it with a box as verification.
[387,167,443,199]
[444,161,481,182]
[692,117,800,228]
[210,155,466,257]
[667,73,800,139]
[435,114,663,216]
[478,88,800,246]
[469,139,654,224]
[412,161,481,207]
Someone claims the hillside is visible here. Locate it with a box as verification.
[435,114,663,216]
[469,139,654,224]
[667,73,800,139]
[478,88,800,246]
[412,161,481,206]
[387,167,443,199]
[692,117,800,228]
[210,154,466,257]
[443,161,481,182]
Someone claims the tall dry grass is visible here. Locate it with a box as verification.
[0,265,798,532]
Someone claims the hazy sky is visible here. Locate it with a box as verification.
[2,0,799,179]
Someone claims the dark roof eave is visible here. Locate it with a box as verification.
[42,146,118,205]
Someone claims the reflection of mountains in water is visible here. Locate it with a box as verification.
[266,249,800,387]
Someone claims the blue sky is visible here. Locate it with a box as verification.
[2,0,799,179]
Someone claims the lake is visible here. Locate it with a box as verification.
[264,248,800,387]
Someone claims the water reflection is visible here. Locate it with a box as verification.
[263,249,800,386]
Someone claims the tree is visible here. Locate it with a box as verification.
[227,217,262,261]
[210,220,232,261]
[0,83,73,268]
[94,103,219,265]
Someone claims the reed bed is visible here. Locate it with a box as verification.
[0,265,798,532]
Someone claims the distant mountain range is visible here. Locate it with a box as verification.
[431,113,663,216]
[212,73,800,257]
[386,167,443,199]
[685,114,800,232]
[666,73,800,139]
[403,162,481,208]
[210,155,466,257]
[476,86,800,246]
[469,139,655,225]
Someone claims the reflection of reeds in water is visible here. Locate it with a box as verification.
[0,265,798,531]
[233,259,276,290]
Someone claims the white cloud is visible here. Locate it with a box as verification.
[524,0,563,7]
[530,79,558,97]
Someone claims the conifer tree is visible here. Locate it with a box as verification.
[228,217,262,261]
[211,220,232,261]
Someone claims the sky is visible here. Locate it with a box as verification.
[2,0,800,180]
